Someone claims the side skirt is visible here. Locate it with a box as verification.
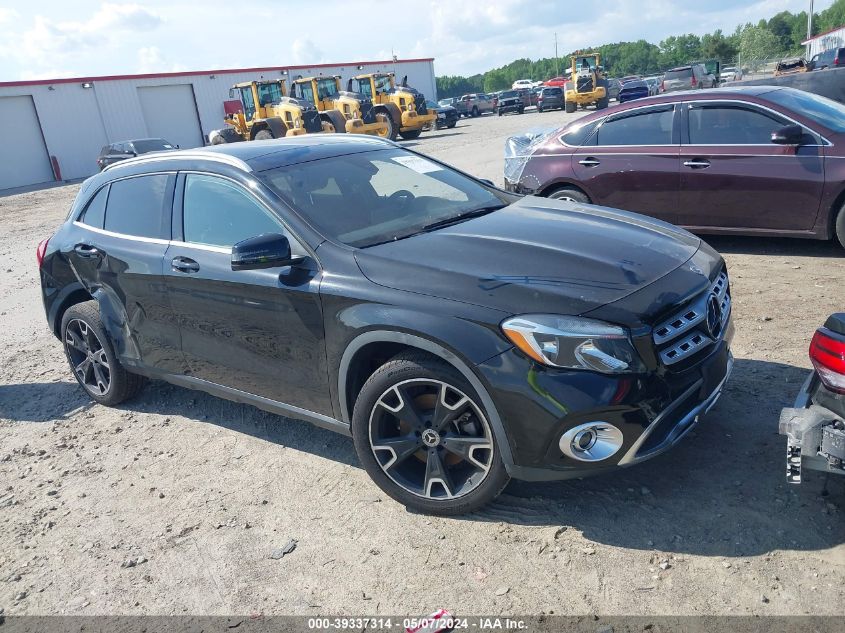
[129,366,352,437]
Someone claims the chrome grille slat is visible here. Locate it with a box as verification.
[653,271,731,366]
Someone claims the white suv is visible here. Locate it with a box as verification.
[512,79,533,90]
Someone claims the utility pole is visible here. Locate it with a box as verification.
[808,0,814,41]
[555,32,559,77]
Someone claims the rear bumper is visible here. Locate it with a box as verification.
[779,373,845,482]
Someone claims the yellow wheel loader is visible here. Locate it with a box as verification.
[208,80,329,144]
[564,53,609,113]
[290,76,391,138]
[349,72,437,140]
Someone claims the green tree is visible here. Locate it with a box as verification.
[700,30,739,61]
[739,25,781,69]
[818,0,845,32]
[659,34,702,68]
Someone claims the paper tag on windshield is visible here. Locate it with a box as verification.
[392,155,442,174]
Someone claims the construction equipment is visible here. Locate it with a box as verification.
[290,75,390,138]
[208,80,327,144]
[349,72,437,140]
[563,53,609,113]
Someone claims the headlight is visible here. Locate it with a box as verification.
[501,314,644,374]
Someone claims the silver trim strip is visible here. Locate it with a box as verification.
[72,221,170,246]
[103,151,253,173]
[618,353,733,466]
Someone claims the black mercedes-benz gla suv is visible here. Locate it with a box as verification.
[39,135,733,515]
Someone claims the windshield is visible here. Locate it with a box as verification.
[766,88,845,133]
[133,139,174,153]
[665,68,693,80]
[258,148,508,248]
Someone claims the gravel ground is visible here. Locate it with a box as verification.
[1,111,844,618]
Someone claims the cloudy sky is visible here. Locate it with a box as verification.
[0,0,833,81]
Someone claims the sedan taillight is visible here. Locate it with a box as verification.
[36,237,51,269]
[810,328,845,394]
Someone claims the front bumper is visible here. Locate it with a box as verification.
[498,102,523,113]
[344,118,389,136]
[779,372,845,482]
[477,334,734,482]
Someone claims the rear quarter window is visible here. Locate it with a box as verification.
[103,174,171,239]
[79,185,109,229]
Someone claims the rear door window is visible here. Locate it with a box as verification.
[103,175,171,239]
[80,185,109,229]
[687,104,785,144]
[596,108,674,145]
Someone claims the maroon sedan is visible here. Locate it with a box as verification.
[504,86,845,249]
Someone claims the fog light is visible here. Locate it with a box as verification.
[559,422,624,462]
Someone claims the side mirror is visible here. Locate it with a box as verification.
[231,233,304,271]
[771,124,804,145]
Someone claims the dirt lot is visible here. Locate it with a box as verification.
[1,112,844,618]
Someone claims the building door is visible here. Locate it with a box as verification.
[0,96,54,190]
[137,84,204,149]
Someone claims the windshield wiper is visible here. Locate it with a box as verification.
[417,204,506,233]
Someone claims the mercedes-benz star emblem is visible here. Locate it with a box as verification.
[706,294,723,339]
[421,429,441,447]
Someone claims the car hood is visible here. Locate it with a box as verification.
[354,197,701,317]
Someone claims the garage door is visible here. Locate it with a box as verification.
[0,96,54,190]
[137,85,204,150]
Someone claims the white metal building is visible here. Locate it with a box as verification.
[803,25,845,58]
[0,58,437,191]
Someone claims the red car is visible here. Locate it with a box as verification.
[504,86,845,249]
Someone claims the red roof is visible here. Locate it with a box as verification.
[0,58,435,88]
[802,24,845,45]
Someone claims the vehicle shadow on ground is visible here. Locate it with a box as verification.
[702,235,843,258]
[466,357,845,557]
[0,381,94,422]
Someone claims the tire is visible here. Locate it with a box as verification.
[597,96,609,109]
[61,301,146,407]
[375,112,397,141]
[253,129,273,140]
[835,206,845,250]
[447,121,456,129]
[351,351,510,515]
[565,100,576,113]
[471,106,479,118]
[548,186,590,204]
[537,106,543,113]
[518,107,524,114]
[399,129,422,140]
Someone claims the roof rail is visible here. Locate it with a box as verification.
[103,150,252,173]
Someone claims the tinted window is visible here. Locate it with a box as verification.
[562,119,599,146]
[256,82,282,106]
[258,148,507,248]
[665,68,692,80]
[596,109,674,145]
[688,105,784,144]
[104,175,170,239]
[80,185,108,229]
[183,174,281,248]
[766,88,845,133]
[133,139,174,153]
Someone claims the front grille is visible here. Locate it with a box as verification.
[653,271,731,366]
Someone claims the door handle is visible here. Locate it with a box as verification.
[73,243,101,258]
[683,159,711,169]
[171,256,200,273]
[578,157,601,167]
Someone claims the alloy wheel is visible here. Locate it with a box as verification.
[368,378,494,500]
[64,319,111,396]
